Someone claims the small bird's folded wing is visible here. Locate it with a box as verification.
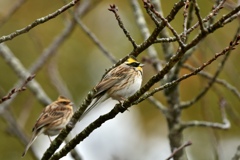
[94,67,128,98]
[33,104,66,132]
[79,68,127,120]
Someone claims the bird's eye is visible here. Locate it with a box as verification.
[61,101,69,105]
[129,62,140,67]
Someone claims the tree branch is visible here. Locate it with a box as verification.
[108,4,138,49]
[180,98,230,130]
[0,0,80,43]
[166,141,192,160]
[0,74,35,104]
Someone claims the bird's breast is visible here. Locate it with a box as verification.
[112,73,142,100]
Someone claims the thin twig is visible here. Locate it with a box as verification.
[182,0,190,42]
[179,27,240,109]
[143,0,185,48]
[147,96,168,116]
[165,141,192,160]
[182,64,240,100]
[224,11,240,24]
[108,4,138,49]
[150,0,175,62]
[41,3,187,158]
[193,0,206,33]
[42,2,240,159]
[154,37,177,43]
[186,0,225,37]
[41,89,96,160]
[0,6,78,109]
[135,35,240,105]
[74,16,117,63]
[0,0,80,43]
[208,0,223,25]
[0,43,51,110]
[29,21,76,75]
[134,0,240,110]
[180,98,230,130]
[143,1,161,26]
[48,59,73,102]
[186,1,195,36]
[0,74,35,103]
[159,0,226,43]
[130,0,162,71]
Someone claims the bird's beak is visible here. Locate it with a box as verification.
[140,63,144,67]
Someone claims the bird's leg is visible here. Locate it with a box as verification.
[48,135,52,143]
[118,97,129,111]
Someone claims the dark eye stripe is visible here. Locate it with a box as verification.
[59,101,70,105]
[128,62,140,67]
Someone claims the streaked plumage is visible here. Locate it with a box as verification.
[80,56,144,119]
[22,96,73,157]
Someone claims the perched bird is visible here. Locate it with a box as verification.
[81,56,144,119]
[22,96,74,157]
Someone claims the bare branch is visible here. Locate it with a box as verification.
[182,64,240,101]
[142,1,161,26]
[154,37,177,43]
[0,7,78,109]
[180,27,240,109]
[0,0,80,43]
[131,0,162,71]
[48,59,73,101]
[135,35,240,105]
[188,0,225,35]
[143,0,185,48]
[147,96,168,116]
[29,20,76,74]
[0,44,51,111]
[224,11,240,24]
[180,98,230,130]
[182,0,190,42]
[108,4,138,49]
[186,1,195,31]
[40,3,186,158]
[193,0,206,33]
[166,141,192,160]
[165,0,226,43]
[0,74,35,104]
[41,89,96,160]
[208,0,224,25]
[150,0,175,62]
[74,17,117,63]
[100,1,185,79]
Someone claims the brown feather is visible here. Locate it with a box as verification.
[94,64,129,98]
[22,96,73,157]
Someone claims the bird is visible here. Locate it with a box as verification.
[80,56,144,119]
[22,96,74,157]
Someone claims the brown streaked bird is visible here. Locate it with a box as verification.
[22,96,73,157]
[80,56,144,119]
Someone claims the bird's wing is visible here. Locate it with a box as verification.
[79,65,129,121]
[94,66,127,98]
[79,73,126,121]
[33,104,67,132]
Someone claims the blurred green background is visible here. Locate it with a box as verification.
[0,0,240,159]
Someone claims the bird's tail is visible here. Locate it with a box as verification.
[22,131,38,157]
[79,95,106,121]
